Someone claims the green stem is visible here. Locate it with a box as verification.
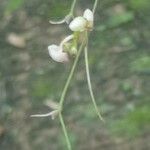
[70,0,77,15]
[59,40,85,108]
[59,113,72,150]
[84,33,104,122]
[59,40,85,150]
[93,0,99,14]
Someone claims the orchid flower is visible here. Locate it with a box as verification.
[69,9,94,32]
[48,35,74,63]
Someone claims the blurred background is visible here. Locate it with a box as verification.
[0,0,150,150]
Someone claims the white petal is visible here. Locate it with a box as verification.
[69,16,87,32]
[48,45,69,63]
[83,9,94,22]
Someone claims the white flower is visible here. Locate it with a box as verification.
[48,35,74,63]
[48,45,69,63]
[69,9,94,32]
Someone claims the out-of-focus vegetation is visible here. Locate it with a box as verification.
[109,105,150,137]
[0,0,150,150]
[129,0,149,12]
[5,0,24,15]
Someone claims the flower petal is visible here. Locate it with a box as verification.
[83,9,94,29]
[48,45,69,63]
[83,9,94,22]
[69,16,87,32]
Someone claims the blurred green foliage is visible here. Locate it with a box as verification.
[107,12,134,28]
[131,56,150,73]
[120,81,133,93]
[59,132,77,150]
[129,0,150,12]
[49,2,70,19]
[5,0,24,15]
[109,105,150,137]
[31,78,52,99]
[96,11,134,31]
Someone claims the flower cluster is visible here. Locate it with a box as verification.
[48,9,94,63]
[32,2,103,150]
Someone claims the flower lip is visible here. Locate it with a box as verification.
[48,44,69,63]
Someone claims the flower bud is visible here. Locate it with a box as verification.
[69,16,87,32]
[48,45,69,63]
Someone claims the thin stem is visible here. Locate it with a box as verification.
[59,39,86,150]
[84,33,104,122]
[59,40,85,108]
[59,113,72,150]
[93,0,99,14]
[70,0,77,15]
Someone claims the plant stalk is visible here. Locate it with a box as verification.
[59,40,85,150]
[70,0,77,15]
[59,40,85,108]
[93,0,99,14]
[59,113,72,150]
[84,33,104,121]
